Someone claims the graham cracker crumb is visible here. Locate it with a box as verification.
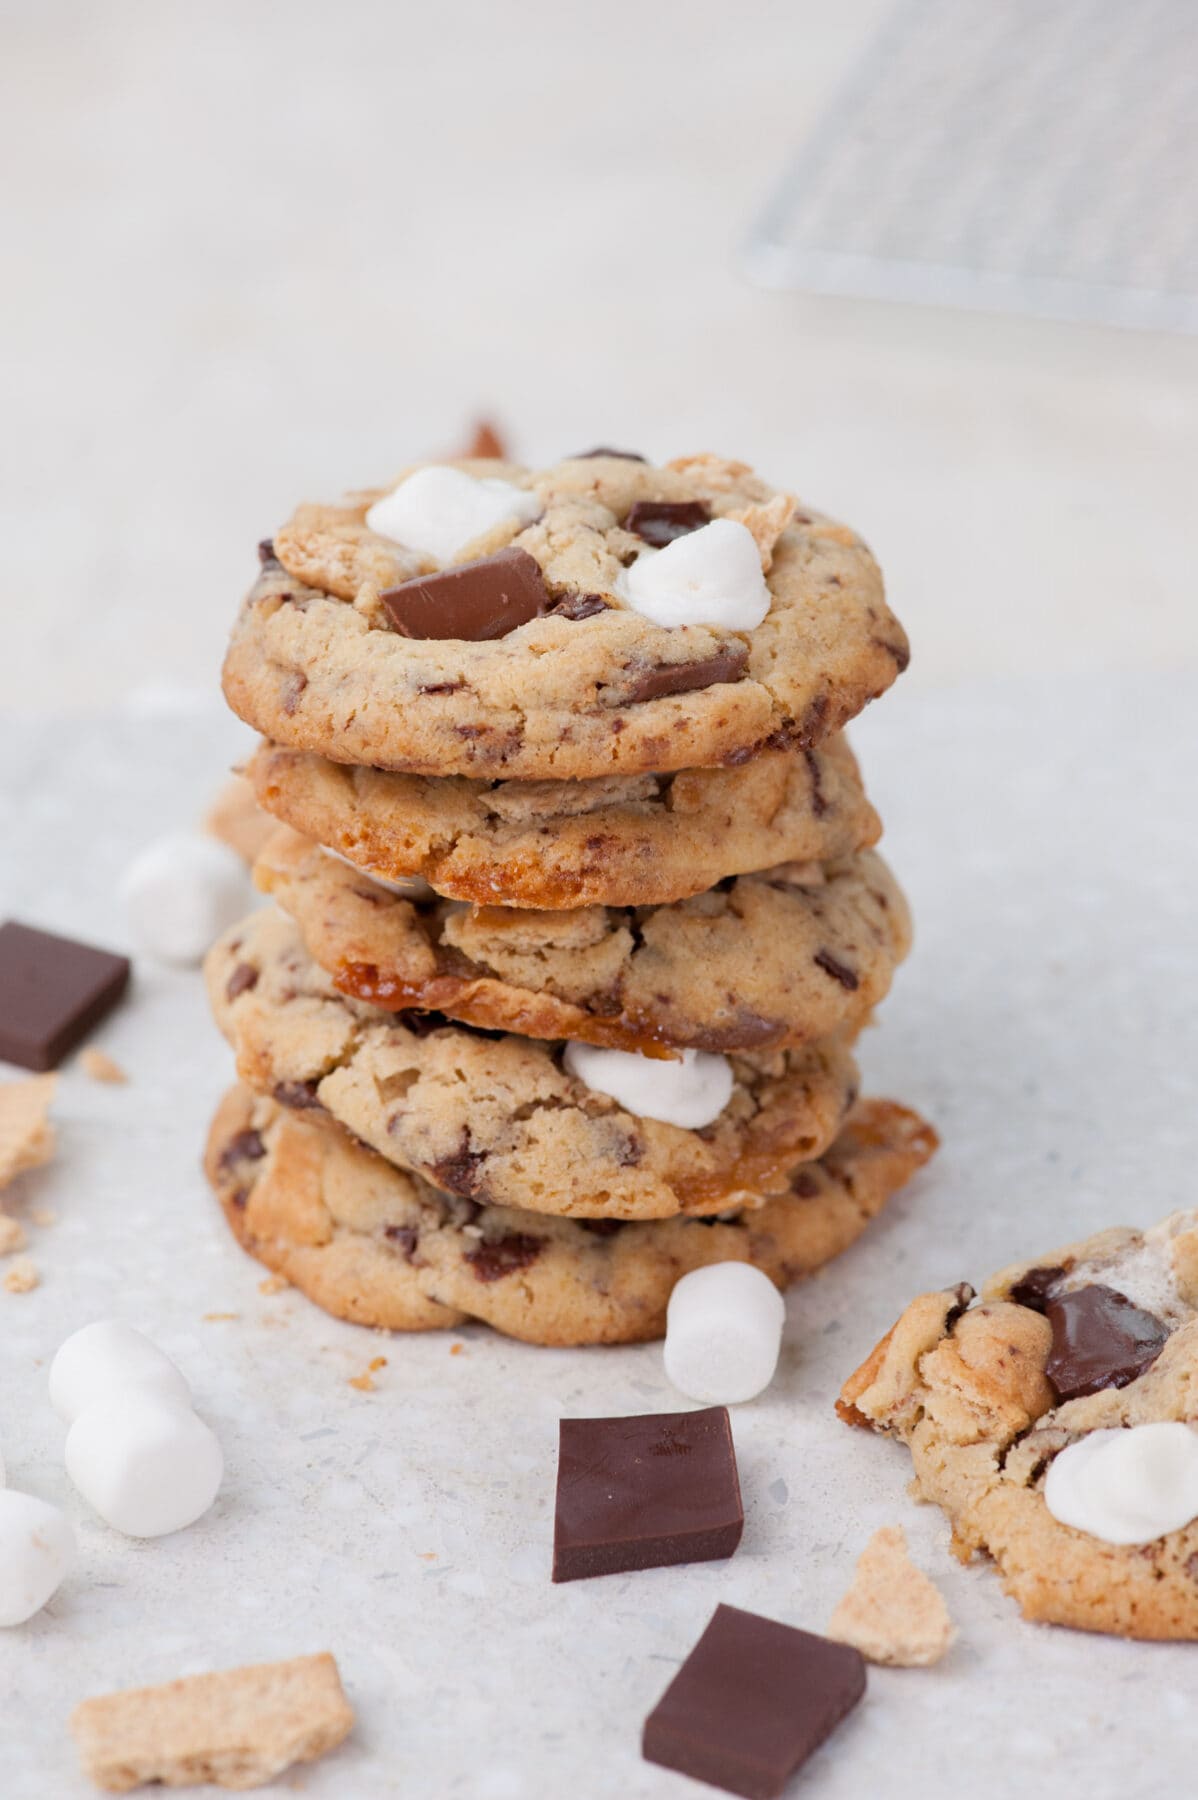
[70,1651,354,1792]
[204,773,275,868]
[4,1255,40,1294]
[348,1355,387,1393]
[0,1214,27,1256]
[0,1074,57,1189]
[258,1274,290,1295]
[827,1525,956,1667]
[81,1048,128,1085]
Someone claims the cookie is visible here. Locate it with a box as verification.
[838,1211,1198,1639]
[222,453,907,780]
[255,826,910,1056]
[245,734,880,910]
[205,907,861,1220]
[206,1085,937,1346]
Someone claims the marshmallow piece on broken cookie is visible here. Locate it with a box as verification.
[120,832,252,965]
[562,1042,734,1130]
[1045,1422,1198,1546]
[664,1262,786,1404]
[0,1489,76,1627]
[618,518,771,629]
[66,1389,223,1538]
[49,1320,192,1424]
[366,466,540,565]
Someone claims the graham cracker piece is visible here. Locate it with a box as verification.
[0,1074,57,1188]
[827,1525,956,1667]
[4,1254,39,1294]
[204,774,275,868]
[70,1652,354,1792]
[81,1048,128,1085]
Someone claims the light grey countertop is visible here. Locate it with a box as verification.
[2,670,1195,1797]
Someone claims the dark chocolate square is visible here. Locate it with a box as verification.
[552,1406,743,1583]
[643,1604,866,1799]
[0,920,131,1071]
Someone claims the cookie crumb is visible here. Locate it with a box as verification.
[348,1355,387,1393]
[827,1525,955,1667]
[204,772,275,867]
[202,1311,240,1323]
[29,1206,57,1228]
[70,1651,353,1791]
[259,1274,290,1295]
[81,1048,128,1084]
[0,1074,57,1189]
[4,1255,40,1294]
[0,1214,27,1256]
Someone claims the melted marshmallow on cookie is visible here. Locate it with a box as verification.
[618,519,771,630]
[562,1042,733,1129]
[366,467,540,565]
[1045,1422,1198,1545]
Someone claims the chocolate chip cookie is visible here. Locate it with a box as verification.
[838,1211,1198,1639]
[222,453,907,780]
[207,1085,937,1346]
[205,907,861,1221]
[255,826,910,1055]
[245,734,880,910]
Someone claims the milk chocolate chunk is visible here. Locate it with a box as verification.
[625,499,711,547]
[1044,1284,1170,1400]
[642,1604,866,1799]
[570,446,648,462]
[552,1407,742,1583]
[625,646,748,703]
[380,547,550,642]
[0,920,131,1071]
[1008,1263,1067,1312]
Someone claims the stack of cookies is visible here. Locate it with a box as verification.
[202,448,937,1345]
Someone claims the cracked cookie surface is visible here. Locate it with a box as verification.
[256,826,910,1056]
[246,734,880,910]
[838,1211,1198,1638]
[222,453,907,780]
[207,1085,936,1346]
[205,907,861,1221]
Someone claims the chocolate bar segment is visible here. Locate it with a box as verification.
[624,647,748,703]
[552,1407,742,1582]
[380,547,550,642]
[1044,1284,1170,1400]
[625,499,711,546]
[642,1603,866,1799]
[0,920,131,1071]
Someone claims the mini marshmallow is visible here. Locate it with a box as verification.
[66,1390,223,1538]
[119,832,252,965]
[0,1490,76,1626]
[562,1042,734,1130]
[321,846,435,901]
[663,1262,787,1404]
[618,518,771,630]
[49,1321,192,1425]
[365,467,540,566]
[1044,1422,1198,1546]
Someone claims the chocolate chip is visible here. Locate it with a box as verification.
[464,1231,544,1283]
[429,1142,487,1197]
[384,1225,419,1261]
[570,447,648,462]
[813,949,859,991]
[579,1218,626,1238]
[643,1604,865,1798]
[218,1129,266,1175]
[551,592,610,621]
[796,693,830,747]
[272,1079,324,1111]
[624,647,748,704]
[553,1408,743,1583]
[0,920,130,1072]
[257,538,276,564]
[1009,1264,1068,1313]
[625,500,711,547]
[418,680,466,695]
[225,962,259,1002]
[381,547,550,642]
[281,672,307,715]
[872,633,911,673]
[803,747,828,817]
[791,1170,821,1199]
[687,1011,783,1052]
[1044,1284,1170,1401]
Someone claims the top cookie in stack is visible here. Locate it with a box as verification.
[204,448,933,1345]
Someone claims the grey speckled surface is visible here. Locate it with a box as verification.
[1,671,1196,1798]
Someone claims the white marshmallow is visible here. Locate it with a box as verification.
[119,831,252,965]
[1044,1423,1198,1546]
[65,1390,223,1538]
[663,1263,787,1404]
[49,1320,192,1425]
[0,1490,76,1626]
[562,1042,734,1129]
[618,518,771,630]
[321,846,435,901]
[365,467,540,566]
